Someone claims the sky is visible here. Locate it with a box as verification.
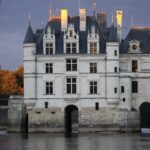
[0,0,150,70]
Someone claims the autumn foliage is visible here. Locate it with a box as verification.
[0,66,24,96]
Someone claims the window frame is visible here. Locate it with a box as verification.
[66,59,77,71]
[45,82,53,95]
[45,63,53,74]
[90,62,97,73]
[132,60,138,72]
[90,42,97,54]
[132,81,138,93]
[66,43,77,54]
[90,81,97,94]
[66,77,77,94]
[45,43,53,55]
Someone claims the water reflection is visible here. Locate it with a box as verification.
[0,133,150,150]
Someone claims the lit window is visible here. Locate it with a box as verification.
[66,59,77,71]
[45,43,53,55]
[66,77,76,94]
[90,42,97,54]
[90,63,97,73]
[90,81,97,94]
[66,43,77,53]
[132,60,138,72]
[132,81,138,93]
[45,63,53,73]
[46,82,53,95]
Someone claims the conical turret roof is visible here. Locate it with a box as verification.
[23,25,35,44]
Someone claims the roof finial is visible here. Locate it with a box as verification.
[48,0,52,21]
[112,14,114,25]
[56,8,59,16]
[93,1,96,18]
[79,0,80,10]
[28,14,31,25]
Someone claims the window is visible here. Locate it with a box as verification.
[123,98,126,102]
[70,30,73,37]
[66,59,77,71]
[46,63,53,73]
[95,102,99,110]
[132,81,138,93]
[46,82,53,95]
[121,86,124,93]
[66,43,77,53]
[46,43,53,55]
[45,102,48,109]
[114,50,117,56]
[66,77,76,94]
[90,63,97,73]
[132,60,138,72]
[114,88,117,93]
[114,67,117,73]
[90,81,97,94]
[90,42,97,54]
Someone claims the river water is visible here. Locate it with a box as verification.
[0,132,150,150]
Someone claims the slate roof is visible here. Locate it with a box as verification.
[24,16,150,54]
[120,27,150,54]
[23,25,35,44]
[107,24,118,42]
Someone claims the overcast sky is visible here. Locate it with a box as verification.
[0,0,150,70]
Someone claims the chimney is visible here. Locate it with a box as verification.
[79,9,86,31]
[116,10,123,42]
[96,12,107,28]
[61,9,68,31]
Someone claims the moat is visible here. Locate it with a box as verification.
[0,132,150,150]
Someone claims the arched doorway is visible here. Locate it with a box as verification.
[65,105,79,137]
[140,102,150,128]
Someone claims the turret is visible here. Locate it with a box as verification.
[23,23,36,108]
[106,24,120,106]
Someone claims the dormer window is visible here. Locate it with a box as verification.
[43,26,55,55]
[46,43,53,55]
[66,43,77,53]
[129,40,141,53]
[90,42,97,54]
[88,26,99,54]
[64,24,79,53]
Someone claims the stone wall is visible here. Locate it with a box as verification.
[27,107,139,133]
[0,107,8,129]
[79,108,139,132]
[7,95,24,132]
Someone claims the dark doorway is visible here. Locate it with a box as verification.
[24,113,28,133]
[140,102,150,129]
[65,105,79,137]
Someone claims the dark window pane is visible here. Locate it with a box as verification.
[132,81,138,93]
[72,64,77,71]
[95,102,99,110]
[72,84,76,93]
[67,84,71,94]
[132,60,138,72]
[121,86,124,93]
[67,78,71,83]
[72,78,76,83]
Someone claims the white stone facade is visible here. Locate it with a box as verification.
[23,34,150,112]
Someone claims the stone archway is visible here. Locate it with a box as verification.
[64,105,79,137]
[140,102,150,129]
